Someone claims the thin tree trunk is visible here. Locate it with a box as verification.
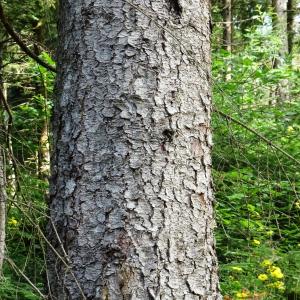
[272,0,289,102]
[287,0,295,54]
[0,40,6,278]
[223,0,232,53]
[38,119,50,179]
[223,0,233,80]
[48,0,221,299]
[37,71,50,180]
[0,145,6,278]
[273,0,289,57]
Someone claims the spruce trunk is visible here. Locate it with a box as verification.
[48,0,221,299]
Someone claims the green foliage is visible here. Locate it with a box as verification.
[0,276,41,300]
[0,2,55,298]
[212,5,300,299]
[2,0,57,50]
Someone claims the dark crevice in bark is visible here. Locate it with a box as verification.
[167,0,182,16]
[162,129,174,143]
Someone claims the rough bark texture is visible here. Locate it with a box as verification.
[48,0,221,299]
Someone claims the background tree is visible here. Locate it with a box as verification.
[273,0,289,57]
[223,0,233,80]
[287,0,295,53]
[0,147,6,278]
[0,89,6,277]
[222,0,233,53]
[272,0,290,102]
[0,27,7,278]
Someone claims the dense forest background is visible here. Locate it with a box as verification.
[0,0,299,299]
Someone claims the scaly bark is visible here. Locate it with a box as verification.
[48,0,221,299]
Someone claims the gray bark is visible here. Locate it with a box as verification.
[48,0,221,299]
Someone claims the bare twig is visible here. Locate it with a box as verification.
[214,108,300,166]
[5,256,47,299]
[13,201,87,300]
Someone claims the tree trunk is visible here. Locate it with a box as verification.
[272,0,289,102]
[48,0,221,299]
[273,0,289,57]
[0,144,6,278]
[38,119,50,179]
[223,0,232,53]
[0,40,6,278]
[287,0,295,54]
[223,0,233,80]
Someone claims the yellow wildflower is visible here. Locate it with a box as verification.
[252,239,260,246]
[8,217,18,226]
[269,266,284,279]
[295,201,300,209]
[273,281,285,290]
[236,291,250,298]
[258,274,268,281]
[267,281,285,291]
[231,266,243,272]
[287,126,294,133]
[266,230,274,236]
[261,259,272,267]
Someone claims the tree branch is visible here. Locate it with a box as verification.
[214,108,300,166]
[5,256,47,299]
[0,2,56,73]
